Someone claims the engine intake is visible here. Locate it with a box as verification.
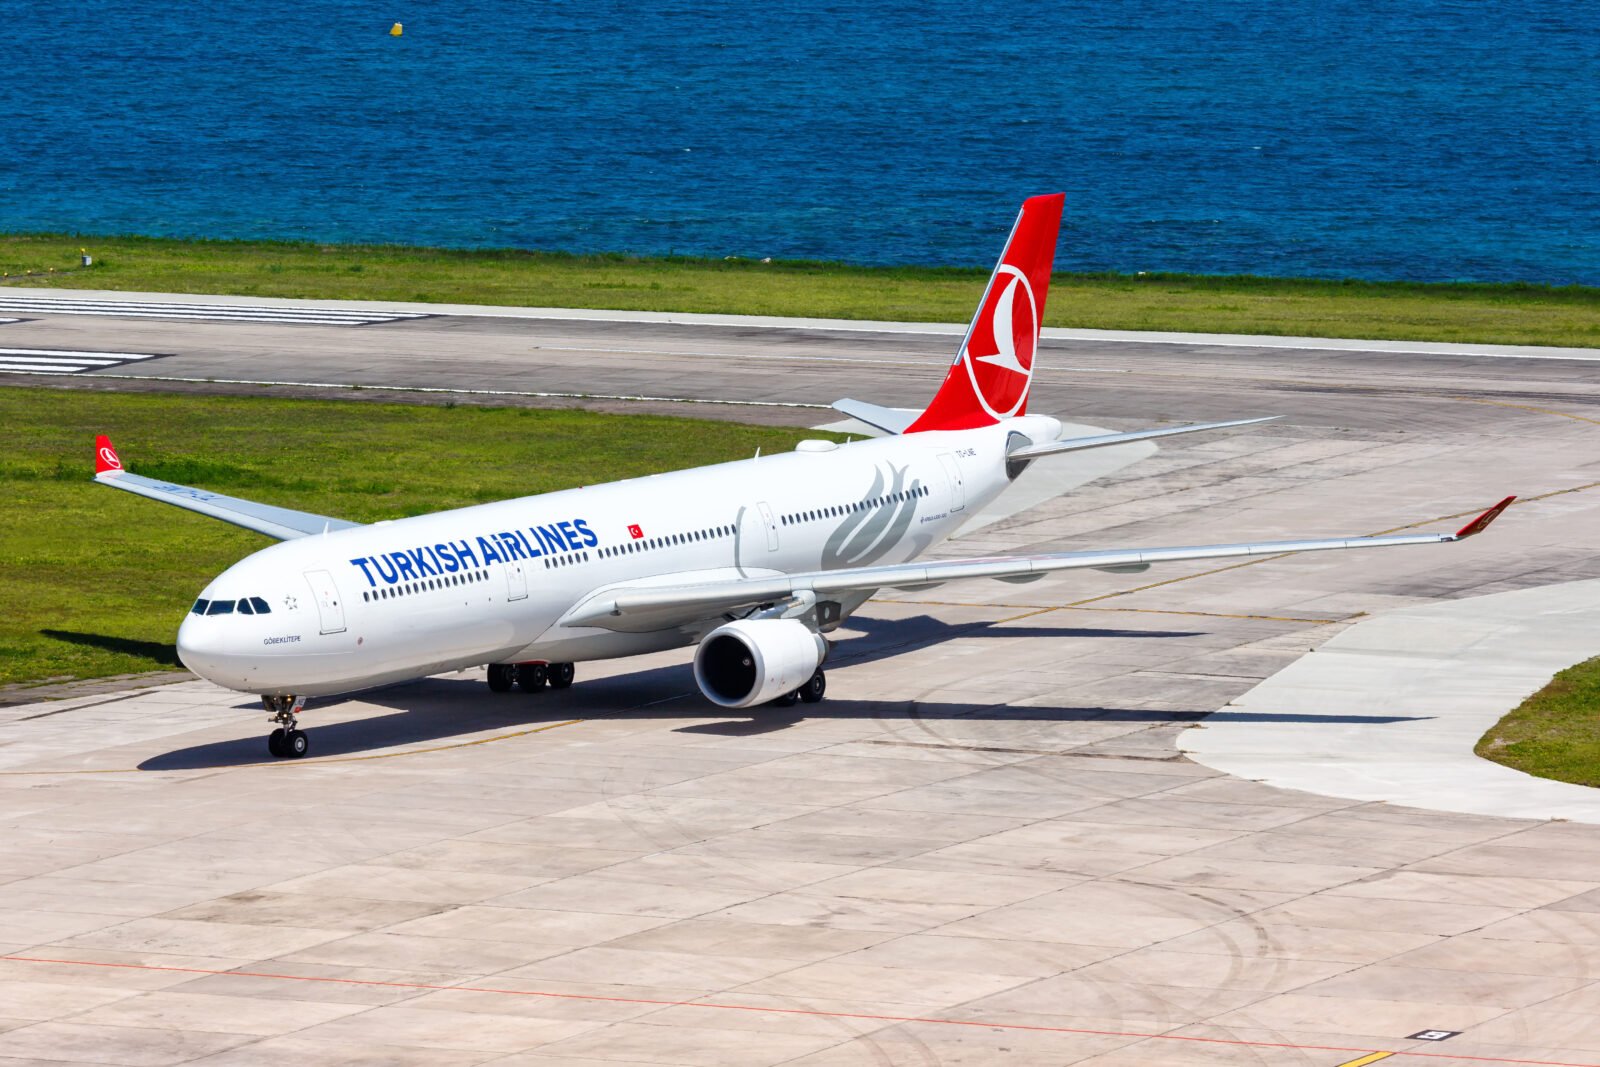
[693,618,825,708]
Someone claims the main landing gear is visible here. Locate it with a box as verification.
[263,694,308,759]
[770,668,826,707]
[487,662,575,694]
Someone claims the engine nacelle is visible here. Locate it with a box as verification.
[693,618,826,708]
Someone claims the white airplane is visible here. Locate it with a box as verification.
[94,194,1514,759]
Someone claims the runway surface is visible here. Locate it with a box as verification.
[3,293,1600,1065]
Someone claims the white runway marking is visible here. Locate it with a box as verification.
[0,348,162,374]
[49,370,832,409]
[0,296,429,326]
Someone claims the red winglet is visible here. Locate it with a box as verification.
[1454,495,1515,539]
[94,435,124,475]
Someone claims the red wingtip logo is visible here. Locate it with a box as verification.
[1454,495,1516,539]
[94,435,123,474]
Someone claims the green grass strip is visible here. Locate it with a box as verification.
[1476,655,1600,788]
[0,387,842,688]
[4,232,1599,348]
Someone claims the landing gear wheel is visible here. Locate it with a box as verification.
[548,662,575,689]
[518,663,548,692]
[487,663,514,692]
[799,669,826,704]
[262,695,306,759]
[770,689,799,707]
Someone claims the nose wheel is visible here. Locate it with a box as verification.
[262,695,309,759]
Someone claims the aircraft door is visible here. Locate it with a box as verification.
[303,570,347,634]
[504,558,528,601]
[756,501,780,551]
[938,454,966,512]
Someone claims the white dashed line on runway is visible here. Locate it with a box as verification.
[0,348,164,374]
[0,296,429,326]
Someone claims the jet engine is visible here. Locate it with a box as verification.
[693,619,825,708]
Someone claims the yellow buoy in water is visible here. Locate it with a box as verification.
[390,22,402,36]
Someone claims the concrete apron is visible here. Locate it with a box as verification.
[1187,578,1600,823]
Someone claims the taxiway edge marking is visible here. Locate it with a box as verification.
[0,956,1592,1066]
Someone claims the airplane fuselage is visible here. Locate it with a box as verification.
[176,415,1064,696]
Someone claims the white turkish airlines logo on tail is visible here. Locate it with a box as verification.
[98,446,122,471]
[962,265,1038,419]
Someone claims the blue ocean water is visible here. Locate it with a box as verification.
[2,0,1597,283]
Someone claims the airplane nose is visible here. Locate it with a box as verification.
[176,614,210,673]
[176,614,243,687]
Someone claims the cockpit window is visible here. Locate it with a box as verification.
[191,599,210,616]
[206,599,236,615]
[250,597,271,614]
[237,599,254,615]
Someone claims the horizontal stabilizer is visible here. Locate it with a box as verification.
[829,399,919,436]
[1009,416,1279,461]
[93,435,362,542]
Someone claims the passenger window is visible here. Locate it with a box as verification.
[191,599,209,615]
[251,597,270,613]
[238,599,254,615]
[207,600,236,615]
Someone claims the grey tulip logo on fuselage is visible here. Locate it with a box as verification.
[822,464,922,569]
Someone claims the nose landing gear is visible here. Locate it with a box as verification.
[263,695,309,759]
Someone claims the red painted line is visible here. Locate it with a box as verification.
[2,954,1594,1067]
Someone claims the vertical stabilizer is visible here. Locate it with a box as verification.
[905,194,1064,433]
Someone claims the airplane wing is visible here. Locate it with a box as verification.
[92,435,363,542]
[561,497,1515,633]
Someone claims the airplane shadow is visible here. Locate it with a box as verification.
[136,659,1429,771]
[41,629,181,668]
[826,613,1202,668]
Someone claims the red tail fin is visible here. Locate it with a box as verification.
[905,194,1063,433]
